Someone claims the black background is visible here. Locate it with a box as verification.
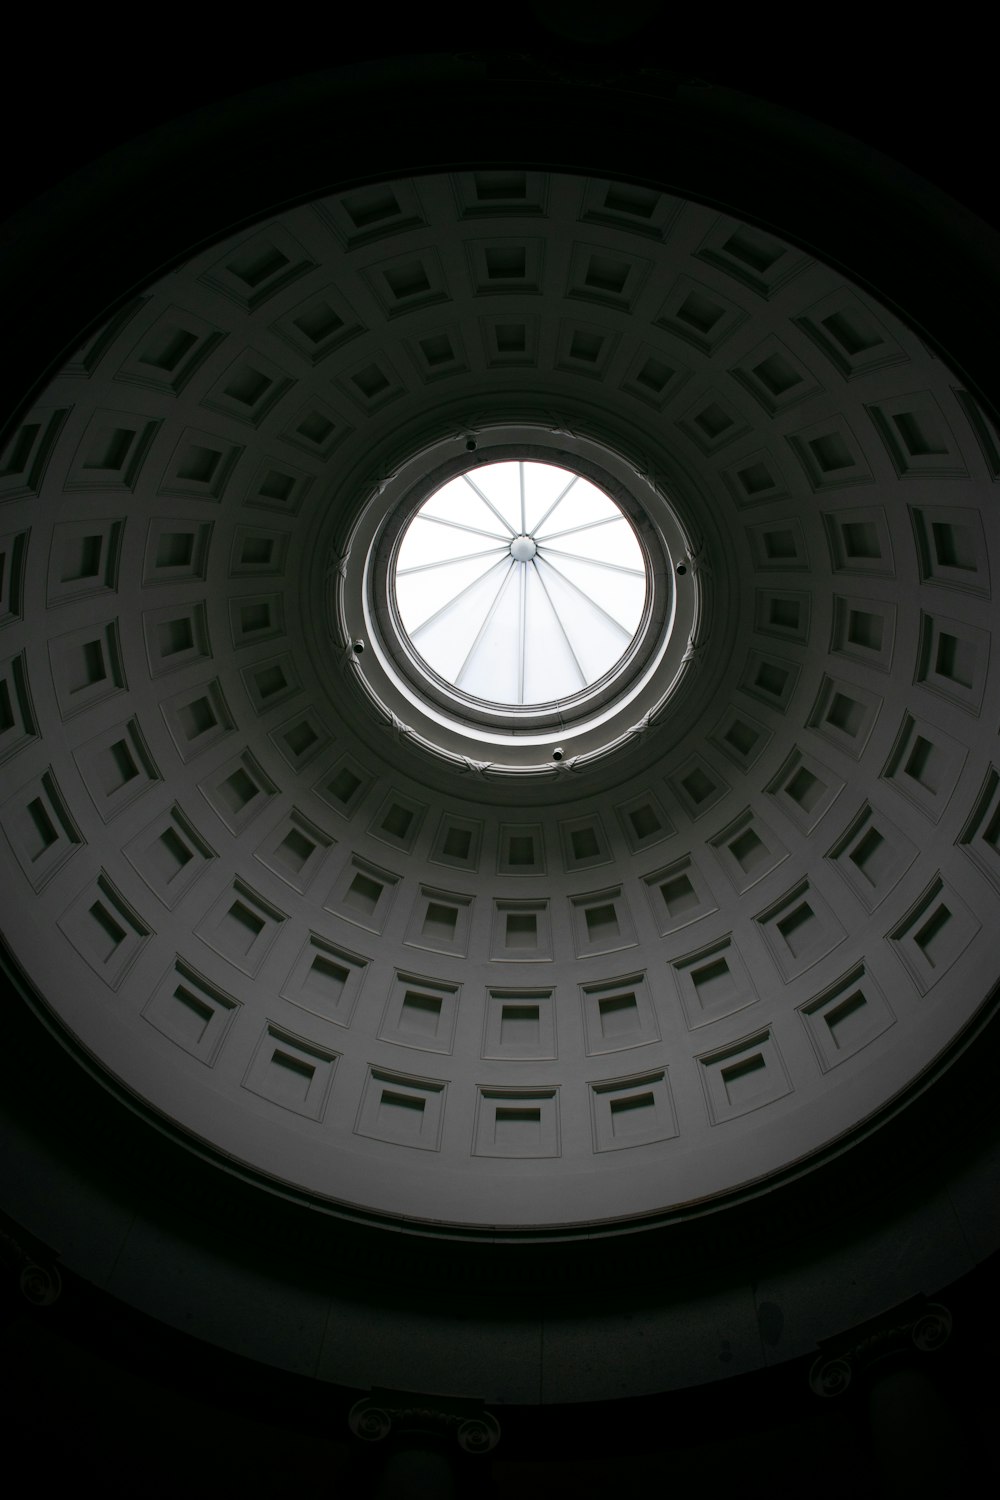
[1,11,997,1493]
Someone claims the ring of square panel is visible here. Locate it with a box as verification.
[2,167,999,1237]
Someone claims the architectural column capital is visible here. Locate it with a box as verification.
[348,1389,501,1454]
[809,1300,953,1398]
[0,1223,62,1307]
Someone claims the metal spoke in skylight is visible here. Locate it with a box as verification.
[394,461,646,706]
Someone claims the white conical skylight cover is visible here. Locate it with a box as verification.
[394,461,646,705]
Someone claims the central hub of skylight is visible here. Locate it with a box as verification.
[393,461,647,706]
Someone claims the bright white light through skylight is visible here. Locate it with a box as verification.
[393,461,647,705]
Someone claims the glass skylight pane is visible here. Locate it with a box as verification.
[412,559,514,682]
[534,558,627,680]
[394,461,646,706]
[523,463,577,533]
[456,564,521,701]
[395,550,506,633]
[420,477,510,536]
[541,518,641,569]
[535,479,618,535]
[523,561,584,700]
[467,462,522,532]
[537,552,642,632]
[397,517,507,573]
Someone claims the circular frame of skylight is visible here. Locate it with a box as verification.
[327,418,704,770]
[365,438,680,737]
[392,460,648,711]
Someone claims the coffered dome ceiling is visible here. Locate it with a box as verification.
[4,153,999,1239]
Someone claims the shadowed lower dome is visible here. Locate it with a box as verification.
[3,164,999,1236]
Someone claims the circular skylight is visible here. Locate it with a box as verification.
[393,461,647,705]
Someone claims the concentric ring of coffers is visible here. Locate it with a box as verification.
[1,166,999,1237]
